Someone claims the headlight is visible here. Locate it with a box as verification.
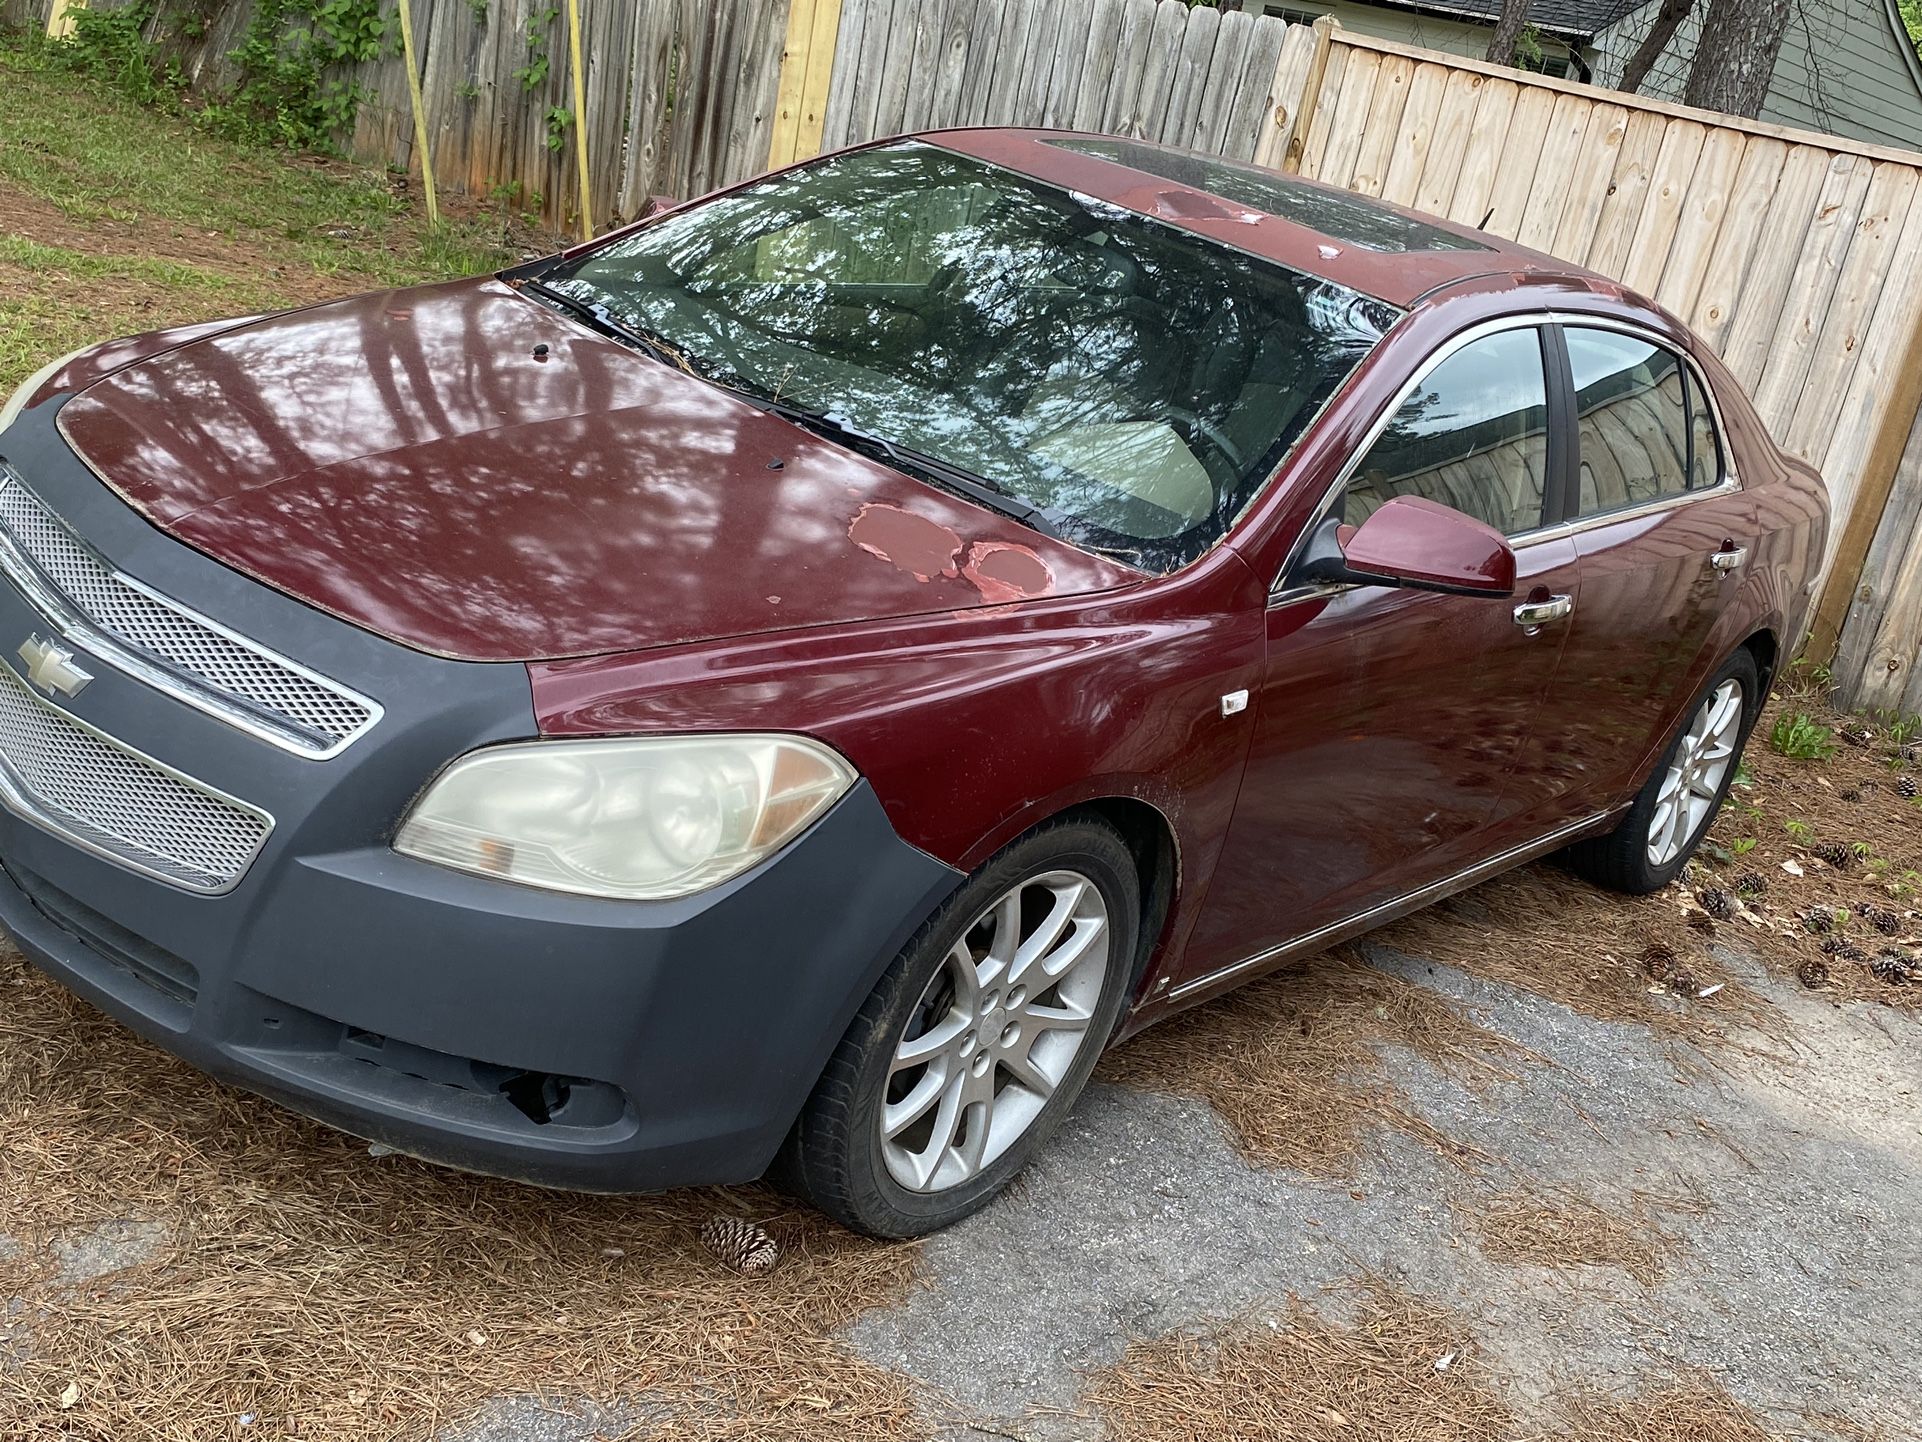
[394,734,856,900]
[0,346,93,435]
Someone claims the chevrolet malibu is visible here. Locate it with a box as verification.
[0,131,1826,1236]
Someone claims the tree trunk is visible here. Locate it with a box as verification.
[1682,0,1793,117]
[1619,0,1693,93]
[1484,0,1533,64]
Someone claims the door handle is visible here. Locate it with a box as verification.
[1708,545,1748,575]
[1513,594,1573,630]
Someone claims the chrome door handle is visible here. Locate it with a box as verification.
[1709,546,1748,574]
[1513,594,1573,630]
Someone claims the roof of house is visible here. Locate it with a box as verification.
[1364,0,1648,41]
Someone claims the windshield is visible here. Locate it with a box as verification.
[540,141,1397,572]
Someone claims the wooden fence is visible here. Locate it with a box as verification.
[5,0,1922,709]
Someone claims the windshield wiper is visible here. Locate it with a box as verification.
[521,279,697,373]
[745,396,1060,539]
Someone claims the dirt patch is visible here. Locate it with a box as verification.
[0,948,926,1442]
[0,179,374,307]
[1099,948,1529,1175]
[1084,1284,1508,1442]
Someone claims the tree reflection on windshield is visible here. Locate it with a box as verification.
[544,141,1397,572]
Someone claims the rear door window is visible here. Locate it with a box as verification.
[1565,328,1695,516]
[1341,326,1551,537]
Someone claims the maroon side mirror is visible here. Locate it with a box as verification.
[1300,494,1517,597]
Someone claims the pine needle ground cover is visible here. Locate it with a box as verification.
[1086,1284,1855,1442]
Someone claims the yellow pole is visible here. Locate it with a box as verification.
[566,0,593,241]
[395,0,439,228]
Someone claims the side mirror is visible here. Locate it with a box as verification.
[1298,494,1517,597]
[638,194,681,222]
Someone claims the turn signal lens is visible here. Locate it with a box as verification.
[394,734,856,900]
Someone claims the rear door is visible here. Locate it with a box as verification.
[1506,322,1756,828]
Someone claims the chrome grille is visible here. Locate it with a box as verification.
[0,666,270,892]
[0,471,377,756]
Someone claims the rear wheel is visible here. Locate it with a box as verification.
[1565,648,1759,895]
[782,817,1138,1237]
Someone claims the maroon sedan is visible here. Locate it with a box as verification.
[0,131,1824,1236]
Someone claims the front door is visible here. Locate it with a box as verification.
[1181,322,1580,983]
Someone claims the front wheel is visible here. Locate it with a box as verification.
[781,817,1139,1237]
[1565,648,1759,895]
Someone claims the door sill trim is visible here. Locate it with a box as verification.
[1167,810,1614,1002]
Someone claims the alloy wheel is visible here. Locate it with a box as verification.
[1647,678,1745,867]
[879,869,1111,1193]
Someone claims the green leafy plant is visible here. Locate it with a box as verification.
[1731,837,1759,857]
[542,104,573,151]
[512,5,560,91]
[1769,712,1836,761]
[1784,818,1814,843]
[40,2,182,106]
[205,0,389,151]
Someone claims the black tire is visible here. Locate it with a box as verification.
[779,815,1140,1238]
[1565,647,1760,895]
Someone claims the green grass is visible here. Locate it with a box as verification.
[0,43,531,388]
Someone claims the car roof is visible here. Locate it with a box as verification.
[920,127,1619,311]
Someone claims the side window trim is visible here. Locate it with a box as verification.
[1543,310,1739,500]
[1269,313,1555,599]
[1541,323,1579,530]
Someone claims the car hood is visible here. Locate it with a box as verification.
[55,279,1138,662]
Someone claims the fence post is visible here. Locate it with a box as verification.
[1807,300,1922,668]
[394,0,438,228]
[1283,15,1338,175]
[769,0,846,170]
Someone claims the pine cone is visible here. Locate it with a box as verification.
[1899,743,1921,764]
[1800,907,1836,934]
[1819,935,1849,956]
[1898,776,1918,800]
[1666,967,1700,997]
[699,1215,781,1275]
[1837,943,1873,965]
[1838,725,1874,749]
[1869,952,1913,986]
[1811,841,1856,870]
[1641,942,1678,979]
[1858,903,1903,936]
[1733,870,1768,898]
[1797,956,1829,989]
[1838,787,1863,803]
[1696,887,1735,921]
[1687,912,1717,938]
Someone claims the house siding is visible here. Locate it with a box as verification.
[1593,0,1922,152]
[1255,1,1587,69]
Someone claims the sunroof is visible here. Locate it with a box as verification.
[1045,137,1491,254]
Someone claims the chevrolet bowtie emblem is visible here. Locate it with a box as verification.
[17,635,92,699]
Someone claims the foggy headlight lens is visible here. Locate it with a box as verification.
[0,346,93,436]
[394,734,856,900]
